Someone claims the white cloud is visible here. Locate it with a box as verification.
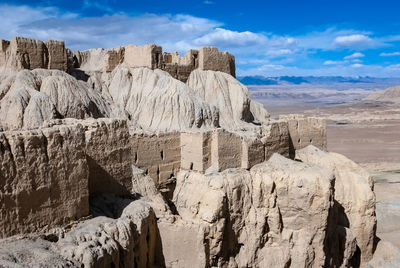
[344,52,365,59]
[380,51,400,57]
[3,3,400,77]
[266,49,293,57]
[351,63,364,68]
[203,0,214,4]
[323,60,347,65]
[334,34,374,47]
[193,28,267,48]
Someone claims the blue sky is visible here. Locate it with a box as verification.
[2,0,400,77]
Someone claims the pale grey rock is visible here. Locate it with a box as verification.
[296,145,377,264]
[364,85,400,103]
[0,196,163,268]
[96,67,220,132]
[165,153,334,267]
[0,122,89,239]
[56,197,161,268]
[0,69,127,131]
[187,70,269,130]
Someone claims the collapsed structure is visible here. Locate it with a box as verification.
[0,37,235,82]
[0,37,376,268]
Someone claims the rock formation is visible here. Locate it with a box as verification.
[364,85,400,104]
[296,145,376,266]
[0,36,377,268]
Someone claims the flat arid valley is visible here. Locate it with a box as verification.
[0,1,399,268]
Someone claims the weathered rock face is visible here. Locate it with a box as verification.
[79,118,134,197]
[0,37,376,268]
[198,47,235,78]
[296,145,376,265]
[57,196,162,268]
[1,37,236,82]
[280,114,327,158]
[74,47,125,72]
[164,154,334,267]
[0,196,163,268]
[0,37,67,72]
[0,122,89,238]
[364,85,400,104]
[45,40,68,71]
[187,70,270,130]
[96,67,219,132]
[123,44,162,70]
[131,131,181,185]
[0,69,126,131]
[180,122,290,174]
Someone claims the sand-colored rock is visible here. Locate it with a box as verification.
[1,37,237,82]
[74,47,124,72]
[131,131,181,184]
[0,69,126,130]
[280,114,327,157]
[57,196,161,268]
[0,196,163,268]
[0,37,68,72]
[96,67,219,132]
[82,118,133,196]
[0,36,373,268]
[198,47,235,77]
[187,69,270,130]
[167,153,334,267]
[0,122,89,239]
[365,85,400,104]
[45,40,67,71]
[296,145,376,264]
[122,44,162,70]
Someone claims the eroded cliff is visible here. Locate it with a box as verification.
[0,37,377,268]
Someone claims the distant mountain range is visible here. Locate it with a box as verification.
[238,76,400,86]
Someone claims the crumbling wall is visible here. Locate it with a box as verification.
[123,44,162,69]
[162,50,199,82]
[262,120,291,160]
[45,40,67,71]
[198,47,236,77]
[74,47,124,72]
[131,131,181,184]
[241,136,265,169]
[0,37,68,71]
[279,114,327,158]
[0,40,10,67]
[1,37,237,82]
[82,119,133,197]
[211,129,242,171]
[0,122,89,238]
[180,131,212,172]
[181,124,291,173]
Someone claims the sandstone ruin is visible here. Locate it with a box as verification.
[0,37,376,267]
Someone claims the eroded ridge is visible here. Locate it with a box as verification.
[0,37,376,268]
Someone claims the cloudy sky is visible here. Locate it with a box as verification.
[2,0,400,77]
